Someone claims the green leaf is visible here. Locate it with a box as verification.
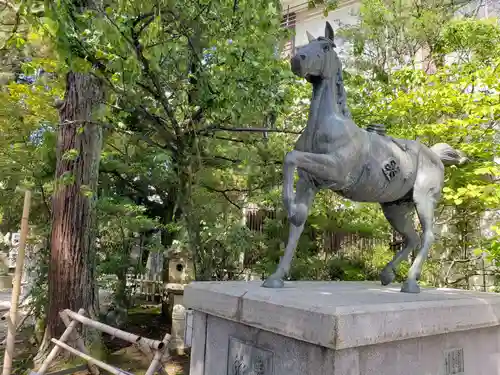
[62,149,79,161]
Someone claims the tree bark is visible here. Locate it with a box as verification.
[115,266,128,308]
[160,196,181,319]
[37,71,104,360]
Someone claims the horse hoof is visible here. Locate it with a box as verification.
[380,268,395,286]
[401,279,420,294]
[262,277,285,289]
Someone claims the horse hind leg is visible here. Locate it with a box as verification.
[401,168,443,293]
[379,200,420,287]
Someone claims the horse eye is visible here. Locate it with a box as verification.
[323,45,330,52]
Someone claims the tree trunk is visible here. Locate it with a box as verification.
[158,185,186,319]
[115,268,129,308]
[36,71,104,361]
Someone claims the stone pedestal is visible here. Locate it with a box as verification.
[184,281,500,375]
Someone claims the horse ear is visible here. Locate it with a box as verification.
[325,21,334,41]
[306,31,315,42]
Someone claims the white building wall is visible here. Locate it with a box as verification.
[455,0,500,18]
[292,1,360,48]
[283,0,500,56]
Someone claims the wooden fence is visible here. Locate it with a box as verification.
[99,207,399,300]
[126,274,163,302]
[244,207,396,259]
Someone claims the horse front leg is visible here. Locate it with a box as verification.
[263,150,341,288]
[262,178,316,288]
[282,149,345,212]
[282,150,297,213]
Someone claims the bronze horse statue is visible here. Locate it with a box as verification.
[262,22,467,293]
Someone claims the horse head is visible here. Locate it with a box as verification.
[290,21,341,83]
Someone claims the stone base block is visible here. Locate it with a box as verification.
[185,281,500,375]
[167,283,187,355]
[0,275,12,290]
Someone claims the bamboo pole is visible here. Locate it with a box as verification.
[58,312,87,354]
[63,309,167,350]
[144,332,171,375]
[135,340,153,356]
[50,339,133,375]
[2,190,31,375]
[36,308,85,375]
[59,311,99,375]
[45,364,87,375]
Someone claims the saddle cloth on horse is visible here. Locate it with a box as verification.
[334,131,419,203]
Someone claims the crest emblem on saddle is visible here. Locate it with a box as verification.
[382,157,400,181]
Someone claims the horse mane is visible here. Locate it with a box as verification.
[333,53,351,119]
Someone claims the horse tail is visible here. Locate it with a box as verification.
[429,143,468,166]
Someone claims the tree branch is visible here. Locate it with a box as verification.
[37,181,52,217]
[210,155,242,164]
[201,184,242,210]
[135,81,179,131]
[199,134,249,143]
[136,14,155,35]
[199,126,302,135]
[100,7,180,130]
[131,39,179,130]
[201,185,247,193]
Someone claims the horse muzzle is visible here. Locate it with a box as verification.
[290,55,304,77]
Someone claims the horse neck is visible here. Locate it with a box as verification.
[312,78,337,111]
[301,77,362,153]
[307,78,349,131]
